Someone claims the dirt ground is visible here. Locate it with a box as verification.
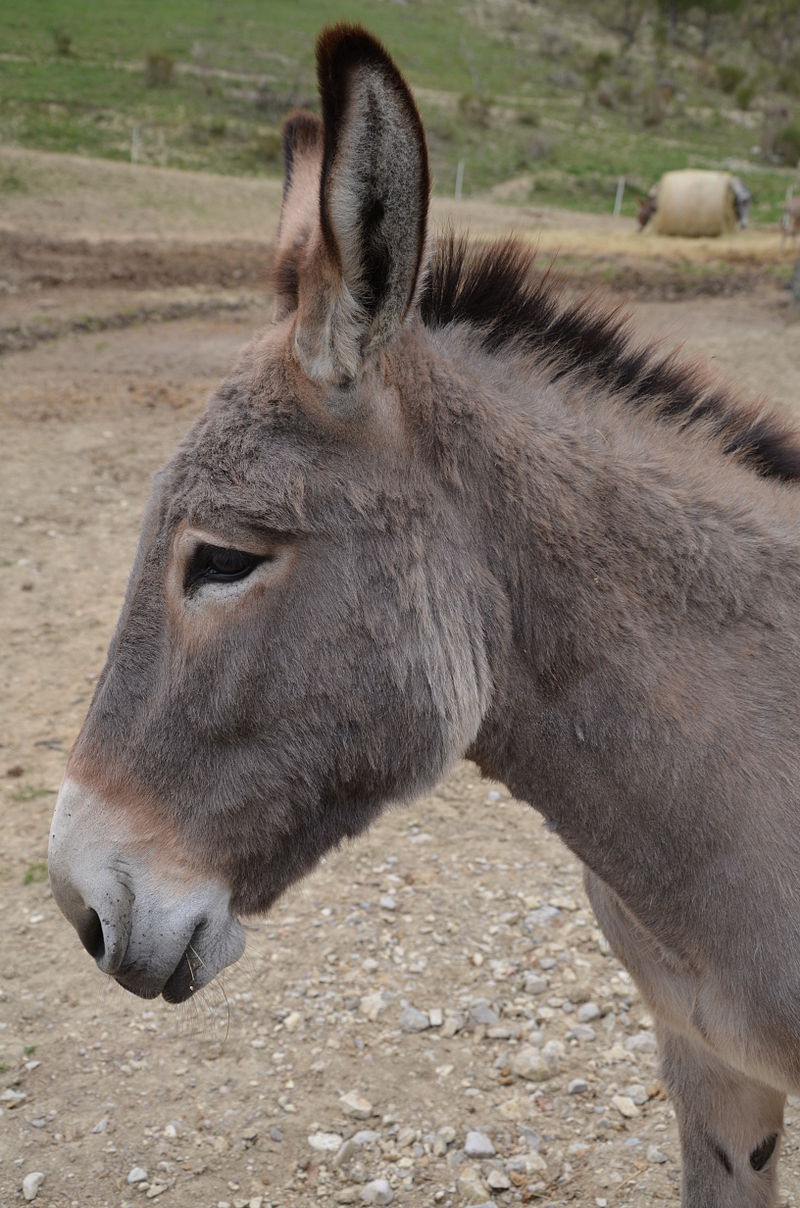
[2,150,800,1208]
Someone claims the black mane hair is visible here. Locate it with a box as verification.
[420,233,800,483]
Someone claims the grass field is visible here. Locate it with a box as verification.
[0,0,798,220]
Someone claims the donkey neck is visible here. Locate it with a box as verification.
[410,326,800,932]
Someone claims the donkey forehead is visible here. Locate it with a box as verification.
[155,377,404,541]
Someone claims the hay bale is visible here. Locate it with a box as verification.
[650,169,738,237]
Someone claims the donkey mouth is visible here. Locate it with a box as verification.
[113,918,243,1004]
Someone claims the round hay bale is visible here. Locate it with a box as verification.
[650,169,738,237]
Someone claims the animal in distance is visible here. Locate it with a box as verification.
[48,24,800,1208]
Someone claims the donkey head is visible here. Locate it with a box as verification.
[49,26,500,1002]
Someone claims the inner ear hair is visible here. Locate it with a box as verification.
[316,23,430,352]
[273,111,324,318]
[280,111,323,214]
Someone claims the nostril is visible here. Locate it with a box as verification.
[77,908,105,962]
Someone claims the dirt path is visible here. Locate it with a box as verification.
[1,196,799,1208]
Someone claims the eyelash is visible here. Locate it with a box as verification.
[184,543,270,593]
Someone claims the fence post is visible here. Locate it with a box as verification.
[613,176,625,217]
[455,159,465,201]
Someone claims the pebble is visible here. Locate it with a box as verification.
[568,1078,589,1094]
[464,1130,495,1158]
[577,1001,602,1022]
[469,998,499,1026]
[360,990,392,1020]
[648,1144,668,1164]
[340,1090,373,1119]
[128,1168,148,1184]
[379,895,397,911]
[611,1094,641,1119]
[457,1167,488,1200]
[399,1005,430,1033]
[511,1045,554,1082]
[487,1168,511,1190]
[22,1172,45,1202]
[352,1129,381,1146]
[360,1178,393,1204]
[308,1131,344,1152]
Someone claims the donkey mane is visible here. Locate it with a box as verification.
[420,232,800,484]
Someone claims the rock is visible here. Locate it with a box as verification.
[497,1095,533,1121]
[577,1002,601,1023]
[464,1130,495,1158]
[647,1144,668,1164]
[625,1030,658,1053]
[283,1011,302,1031]
[487,1168,511,1190]
[469,999,499,1027]
[146,1183,170,1199]
[522,973,548,995]
[611,1095,640,1119]
[428,1007,443,1027]
[379,895,397,911]
[336,1191,361,1205]
[128,1168,148,1185]
[568,1078,589,1094]
[360,990,392,1021]
[441,1012,465,1037]
[22,1172,45,1202]
[399,1005,430,1033]
[507,1151,547,1175]
[334,1139,355,1167]
[308,1131,343,1152]
[524,906,561,929]
[456,1166,487,1200]
[340,1090,373,1119]
[511,1045,554,1082]
[567,1023,597,1042]
[361,1178,393,1204]
[352,1129,381,1146]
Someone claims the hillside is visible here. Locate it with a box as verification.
[0,0,798,220]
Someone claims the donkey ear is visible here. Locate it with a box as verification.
[295,25,430,386]
[273,111,323,320]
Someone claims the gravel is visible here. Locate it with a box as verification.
[11,759,798,1204]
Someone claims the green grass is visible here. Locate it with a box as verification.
[0,0,796,219]
[23,862,49,885]
[9,784,56,803]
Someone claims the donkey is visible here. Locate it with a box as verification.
[49,24,800,1207]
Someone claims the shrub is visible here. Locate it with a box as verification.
[458,92,491,128]
[596,82,616,109]
[773,123,800,166]
[616,77,633,104]
[642,88,666,128]
[735,80,755,111]
[516,107,541,128]
[145,51,175,88]
[717,63,746,94]
[777,64,800,97]
[539,27,572,59]
[51,28,72,56]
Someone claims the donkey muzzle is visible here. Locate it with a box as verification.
[48,778,245,1002]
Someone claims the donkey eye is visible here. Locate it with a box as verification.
[185,543,267,592]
